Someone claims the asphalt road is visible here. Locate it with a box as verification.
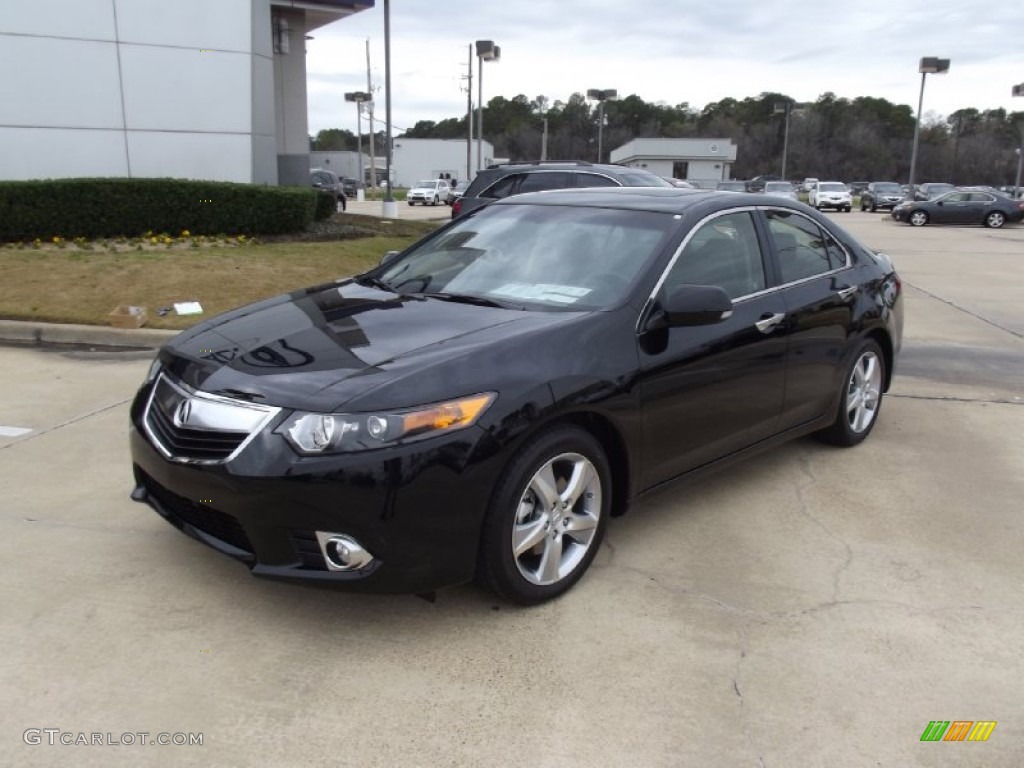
[1,212,1022,767]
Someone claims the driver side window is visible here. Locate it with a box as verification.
[663,212,766,299]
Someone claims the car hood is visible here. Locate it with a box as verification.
[160,281,581,412]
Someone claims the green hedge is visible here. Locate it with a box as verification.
[0,178,319,241]
[313,190,337,221]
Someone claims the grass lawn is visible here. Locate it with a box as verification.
[0,216,437,329]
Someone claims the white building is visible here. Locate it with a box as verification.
[0,0,371,186]
[610,138,738,184]
[391,138,494,189]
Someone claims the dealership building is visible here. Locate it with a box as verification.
[610,138,738,184]
[0,0,372,186]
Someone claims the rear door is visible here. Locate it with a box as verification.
[760,208,856,431]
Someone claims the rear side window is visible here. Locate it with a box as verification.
[480,174,520,199]
[575,173,620,188]
[765,210,847,283]
[518,171,572,193]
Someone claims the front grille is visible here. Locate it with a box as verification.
[142,472,254,554]
[147,396,248,461]
[141,374,280,464]
[289,529,327,570]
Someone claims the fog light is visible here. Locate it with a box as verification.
[315,532,374,571]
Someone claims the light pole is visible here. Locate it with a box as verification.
[1013,83,1024,200]
[907,56,950,199]
[381,0,396,217]
[475,40,500,173]
[586,89,616,163]
[344,91,369,202]
[464,44,473,181]
[773,101,798,180]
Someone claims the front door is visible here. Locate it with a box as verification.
[637,210,788,489]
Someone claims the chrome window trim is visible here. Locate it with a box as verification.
[142,373,282,465]
[636,205,854,334]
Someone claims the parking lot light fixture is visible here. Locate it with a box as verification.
[773,101,801,180]
[344,91,370,200]
[1012,83,1024,200]
[907,57,950,199]
[475,41,500,173]
[587,89,617,163]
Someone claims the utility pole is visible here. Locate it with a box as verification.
[366,38,376,191]
[464,44,473,180]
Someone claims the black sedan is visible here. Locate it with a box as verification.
[129,188,904,604]
[891,190,1024,228]
[860,182,904,212]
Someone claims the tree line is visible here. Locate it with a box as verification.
[311,91,1024,184]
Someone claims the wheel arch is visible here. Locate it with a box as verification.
[864,328,894,392]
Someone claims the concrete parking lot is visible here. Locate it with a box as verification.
[1,212,1022,766]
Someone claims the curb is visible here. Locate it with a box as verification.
[0,319,178,349]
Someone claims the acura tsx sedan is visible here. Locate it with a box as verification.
[129,188,903,604]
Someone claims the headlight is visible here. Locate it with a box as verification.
[143,357,161,385]
[280,393,495,455]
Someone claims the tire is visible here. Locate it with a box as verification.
[407,201,414,206]
[816,339,886,447]
[870,201,878,213]
[908,210,928,227]
[844,206,851,213]
[860,201,868,212]
[338,196,346,213]
[477,425,611,605]
[432,196,439,206]
[984,211,1006,228]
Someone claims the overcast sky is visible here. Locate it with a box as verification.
[304,0,1024,136]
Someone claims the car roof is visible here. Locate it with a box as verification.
[489,186,790,214]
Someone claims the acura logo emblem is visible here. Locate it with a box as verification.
[174,399,192,427]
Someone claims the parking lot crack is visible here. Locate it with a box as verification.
[903,281,1024,340]
[890,393,1023,406]
[0,397,132,451]
[795,451,853,604]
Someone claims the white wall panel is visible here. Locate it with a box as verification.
[0,36,123,129]
[119,45,251,133]
[0,127,128,179]
[0,0,115,40]
[127,131,252,182]
[114,0,251,52]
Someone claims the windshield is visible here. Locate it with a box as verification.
[875,183,902,193]
[415,180,438,189]
[764,182,794,192]
[375,203,675,311]
[618,172,674,187]
[820,183,847,192]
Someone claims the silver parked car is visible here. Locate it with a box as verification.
[762,181,799,201]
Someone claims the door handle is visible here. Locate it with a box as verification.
[836,285,858,300]
[754,312,785,333]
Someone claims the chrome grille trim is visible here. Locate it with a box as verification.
[142,373,281,464]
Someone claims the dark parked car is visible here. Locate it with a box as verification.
[860,182,905,212]
[446,179,470,205]
[129,188,903,604]
[745,174,780,193]
[310,168,346,211]
[451,161,672,219]
[914,182,956,201]
[848,181,870,196]
[891,190,1024,228]
[341,177,358,198]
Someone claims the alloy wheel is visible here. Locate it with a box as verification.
[511,452,601,586]
[985,211,1005,228]
[909,211,928,227]
[846,350,882,434]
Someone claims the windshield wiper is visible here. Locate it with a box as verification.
[354,275,395,293]
[419,292,524,310]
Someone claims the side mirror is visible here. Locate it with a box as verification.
[649,285,733,329]
[380,250,401,267]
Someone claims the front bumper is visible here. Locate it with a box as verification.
[128,390,504,594]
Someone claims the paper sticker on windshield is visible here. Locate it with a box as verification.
[492,283,592,304]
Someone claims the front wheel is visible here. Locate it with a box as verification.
[816,340,886,447]
[984,211,1006,228]
[432,196,439,206]
[477,426,611,605]
[908,210,928,227]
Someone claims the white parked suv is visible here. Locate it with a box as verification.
[407,179,451,206]
[808,181,852,212]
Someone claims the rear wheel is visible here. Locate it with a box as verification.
[817,340,885,447]
[477,426,610,605]
[984,211,1006,228]
[908,210,929,227]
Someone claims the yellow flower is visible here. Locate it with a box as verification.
[52,236,62,243]
[180,229,191,237]
[150,236,158,244]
